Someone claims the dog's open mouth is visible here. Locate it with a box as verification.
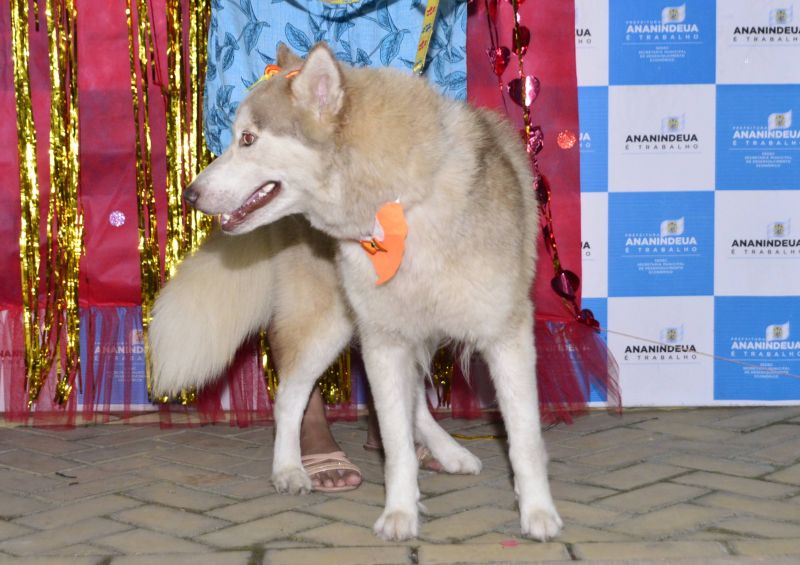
[220,181,281,232]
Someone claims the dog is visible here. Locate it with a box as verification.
[154,42,562,542]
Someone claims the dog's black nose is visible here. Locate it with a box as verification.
[183,185,199,205]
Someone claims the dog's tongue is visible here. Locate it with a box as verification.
[221,182,280,231]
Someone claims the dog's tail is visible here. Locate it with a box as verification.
[148,229,275,396]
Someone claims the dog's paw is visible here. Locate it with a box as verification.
[436,445,483,475]
[374,510,418,541]
[272,466,312,495]
[521,507,563,541]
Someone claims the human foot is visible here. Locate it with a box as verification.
[301,387,362,491]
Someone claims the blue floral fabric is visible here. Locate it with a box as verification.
[204,0,468,155]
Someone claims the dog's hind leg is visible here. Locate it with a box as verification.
[414,382,482,475]
[481,320,562,541]
[361,335,420,541]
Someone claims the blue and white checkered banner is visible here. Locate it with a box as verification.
[576,0,800,406]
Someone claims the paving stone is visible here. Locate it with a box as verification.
[745,438,800,466]
[730,538,800,557]
[0,491,49,519]
[0,468,65,495]
[0,517,130,556]
[596,482,709,513]
[158,429,261,452]
[206,493,326,523]
[464,532,539,544]
[267,546,408,565]
[573,540,729,560]
[570,442,666,470]
[422,485,515,516]
[695,492,800,522]
[0,432,90,456]
[40,473,151,503]
[112,504,228,537]
[634,420,737,442]
[133,461,237,488]
[553,500,624,528]
[110,552,251,565]
[555,411,654,434]
[712,407,800,432]
[154,446,250,473]
[204,478,276,500]
[728,424,800,447]
[418,468,499,495]
[304,498,384,528]
[715,517,800,539]
[586,462,686,490]
[673,471,797,498]
[0,521,33,543]
[337,480,386,506]
[417,542,569,563]
[548,479,618,503]
[766,463,800,485]
[547,461,597,481]
[0,557,104,565]
[420,507,519,542]
[126,482,234,511]
[0,450,77,474]
[94,528,209,554]
[661,453,775,478]
[227,459,272,479]
[554,524,633,543]
[648,438,751,458]
[14,495,141,530]
[562,427,656,451]
[40,543,117,557]
[663,408,748,425]
[608,503,731,538]
[68,442,157,464]
[197,511,327,548]
[297,522,404,547]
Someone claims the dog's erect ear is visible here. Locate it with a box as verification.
[276,43,303,69]
[291,44,344,120]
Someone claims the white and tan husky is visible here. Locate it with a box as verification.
[150,43,561,541]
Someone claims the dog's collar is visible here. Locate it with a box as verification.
[358,202,407,286]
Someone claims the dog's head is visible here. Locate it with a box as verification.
[184,43,345,235]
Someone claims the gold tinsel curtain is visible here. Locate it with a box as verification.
[2,0,355,423]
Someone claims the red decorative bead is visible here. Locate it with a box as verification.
[487,46,510,77]
[507,75,539,108]
[513,26,530,56]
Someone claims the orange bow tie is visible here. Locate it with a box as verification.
[359,202,407,285]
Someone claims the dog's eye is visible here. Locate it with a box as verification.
[240,132,256,147]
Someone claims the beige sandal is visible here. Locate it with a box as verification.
[301,451,362,493]
[363,442,444,473]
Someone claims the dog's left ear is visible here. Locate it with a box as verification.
[291,44,344,120]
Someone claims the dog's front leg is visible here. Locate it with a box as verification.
[271,369,321,495]
[482,322,563,541]
[271,317,352,495]
[361,335,420,541]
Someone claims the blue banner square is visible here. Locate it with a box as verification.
[715,297,800,401]
[609,0,716,85]
[609,192,714,296]
[579,87,609,192]
[716,85,800,190]
[582,297,609,402]
[79,307,150,407]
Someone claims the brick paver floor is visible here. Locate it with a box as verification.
[1,407,799,564]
